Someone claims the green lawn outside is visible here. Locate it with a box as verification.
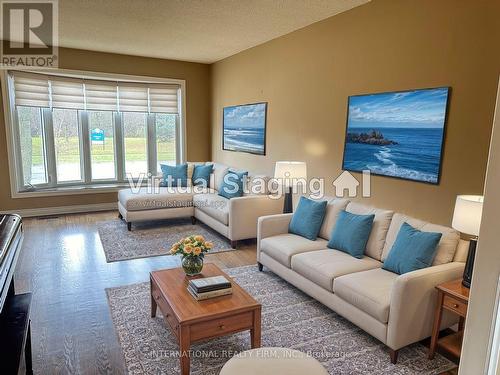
[30,136,175,164]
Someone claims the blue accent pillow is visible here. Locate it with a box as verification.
[160,163,188,187]
[289,197,327,241]
[383,222,442,275]
[192,164,213,187]
[328,210,375,259]
[218,170,248,199]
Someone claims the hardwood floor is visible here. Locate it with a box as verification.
[14,211,458,374]
[15,211,256,374]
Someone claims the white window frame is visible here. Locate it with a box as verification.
[1,68,187,198]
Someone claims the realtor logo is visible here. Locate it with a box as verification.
[0,0,58,68]
[333,170,371,198]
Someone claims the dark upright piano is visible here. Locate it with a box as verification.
[0,214,32,374]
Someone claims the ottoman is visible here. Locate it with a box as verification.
[117,187,195,230]
[220,347,329,375]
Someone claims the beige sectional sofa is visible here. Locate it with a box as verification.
[257,197,469,363]
[118,162,283,247]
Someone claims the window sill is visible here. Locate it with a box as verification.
[12,183,133,199]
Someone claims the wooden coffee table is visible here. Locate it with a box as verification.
[150,264,261,375]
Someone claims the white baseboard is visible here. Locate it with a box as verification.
[1,202,118,218]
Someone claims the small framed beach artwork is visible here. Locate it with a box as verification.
[223,102,267,155]
[342,87,450,184]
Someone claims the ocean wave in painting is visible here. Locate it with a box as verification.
[223,103,266,155]
[223,127,265,154]
[343,127,443,183]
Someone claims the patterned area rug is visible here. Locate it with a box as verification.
[106,265,456,374]
[98,218,232,262]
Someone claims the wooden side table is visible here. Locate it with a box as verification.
[428,279,469,360]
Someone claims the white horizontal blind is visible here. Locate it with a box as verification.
[51,77,85,109]
[10,71,180,114]
[149,84,179,113]
[85,80,117,111]
[12,72,50,107]
[118,83,148,112]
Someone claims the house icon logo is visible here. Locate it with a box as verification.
[333,170,371,198]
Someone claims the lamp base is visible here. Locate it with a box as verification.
[462,278,471,289]
[283,187,293,214]
[462,238,477,288]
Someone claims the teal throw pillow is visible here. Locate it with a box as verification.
[160,163,188,187]
[192,164,213,187]
[328,210,375,259]
[288,196,327,241]
[383,222,442,275]
[218,170,248,199]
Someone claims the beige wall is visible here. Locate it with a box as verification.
[210,0,500,225]
[0,47,211,211]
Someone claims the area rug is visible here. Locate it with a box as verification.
[106,265,456,375]
[98,218,232,262]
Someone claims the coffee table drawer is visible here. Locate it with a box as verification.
[190,311,254,342]
[152,285,179,335]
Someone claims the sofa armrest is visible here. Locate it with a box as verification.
[387,262,465,349]
[257,213,293,260]
[228,194,284,241]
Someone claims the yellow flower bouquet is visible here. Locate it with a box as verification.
[170,235,213,275]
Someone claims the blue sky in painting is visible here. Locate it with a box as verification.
[224,103,266,129]
[348,87,449,129]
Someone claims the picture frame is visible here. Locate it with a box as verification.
[342,87,451,185]
[222,102,267,156]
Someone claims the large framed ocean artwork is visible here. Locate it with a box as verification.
[342,87,450,184]
[223,102,267,155]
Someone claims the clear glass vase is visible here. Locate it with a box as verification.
[181,255,204,276]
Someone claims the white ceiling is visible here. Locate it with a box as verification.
[58,0,370,64]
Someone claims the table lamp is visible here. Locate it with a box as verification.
[451,195,484,288]
[274,161,307,213]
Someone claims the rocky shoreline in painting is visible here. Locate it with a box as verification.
[346,130,398,146]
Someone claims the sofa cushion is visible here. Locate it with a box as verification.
[346,202,393,261]
[383,222,442,274]
[317,197,350,240]
[291,249,381,292]
[289,196,327,240]
[260,234,328,268]
[118,187,194,211]
[210,163,230,192]
[381,213,460,265]
[333,268,398,323]
[193,193,229,225]
[328,210,375,259]
[454,239,470,263]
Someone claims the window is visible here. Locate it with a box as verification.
[52,108,82,182]
[17,106,47,186]
[123,112,148,179]
[156,113,177,169]
[4,71,184,194]
[88,111,116,180]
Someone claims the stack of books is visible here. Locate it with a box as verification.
[187,275,232,301]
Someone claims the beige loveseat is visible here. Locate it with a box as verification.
[257,197,468,363]
[118,162,283,248]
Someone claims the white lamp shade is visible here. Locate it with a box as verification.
[274,161,307,184]
[452,195,484,236]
